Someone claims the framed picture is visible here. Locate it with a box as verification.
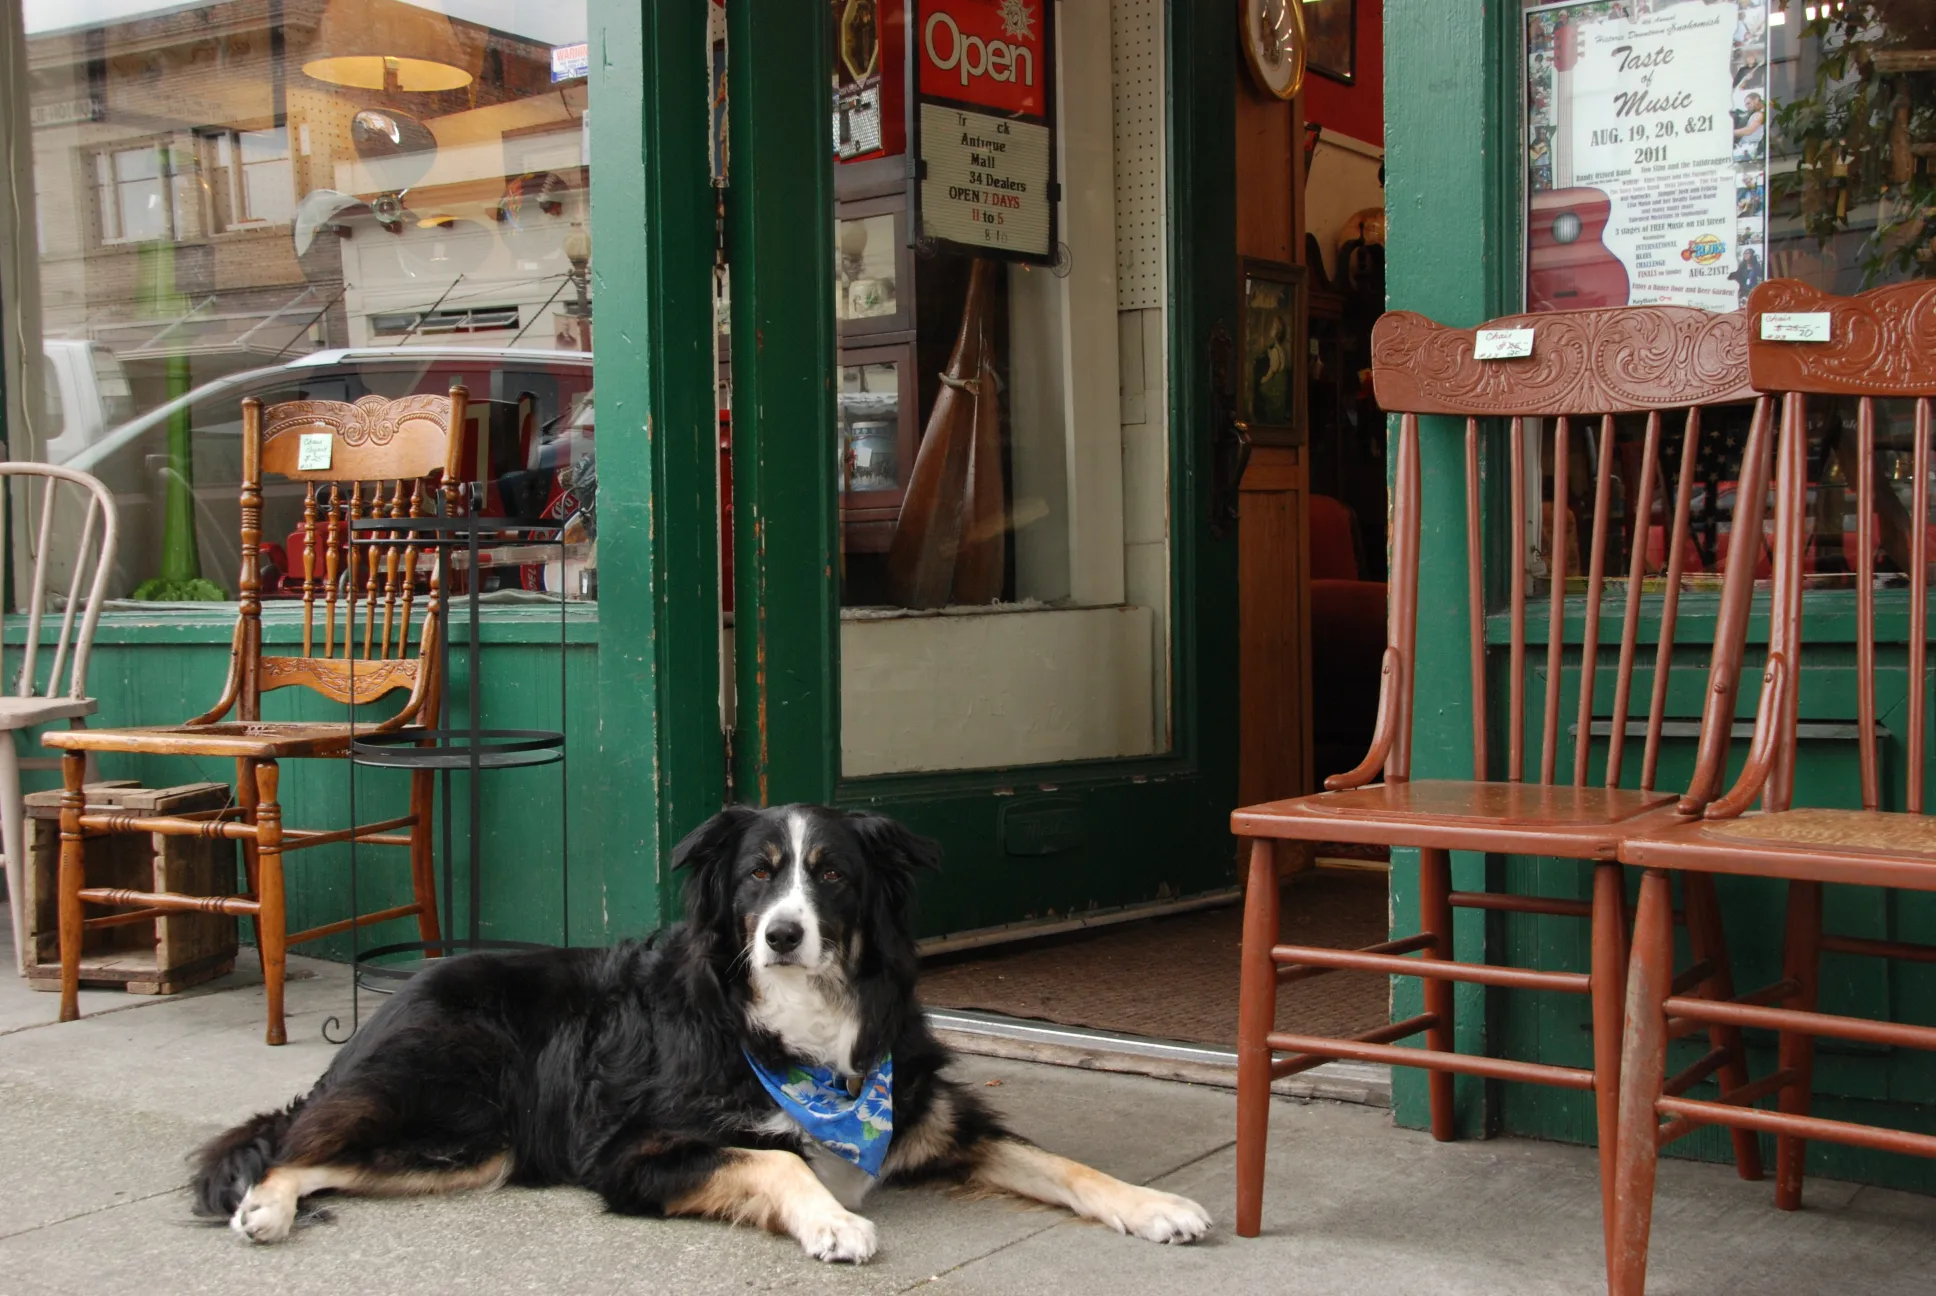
[1239,258,1307,447]
[1305,0,1357,85]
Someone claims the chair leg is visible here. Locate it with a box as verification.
[1235,837,1281,1239]
[409,768,441,945]
[0,734,27,977]
[1590,861,1628,1268]
[254,761,288,1047]
[1774,878,1823,1211]
[235,758,260,900]
[1681,871,1764,1182]
[1419,846,1455,1141]
[57,751,86,1022]
[1611,867,1675,1296]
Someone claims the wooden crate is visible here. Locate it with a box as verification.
[23,781,239,995]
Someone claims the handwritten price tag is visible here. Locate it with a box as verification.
[1760,312,1832,343]
[1474,328,1535,360]
[297,433,333,471]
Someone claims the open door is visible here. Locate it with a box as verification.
[725,0,1239,942]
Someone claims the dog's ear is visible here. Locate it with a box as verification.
[845,810,941,911]
[672,805,758,934]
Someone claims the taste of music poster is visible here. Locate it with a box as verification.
[1524,0,1769,313]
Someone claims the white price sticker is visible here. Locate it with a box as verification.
[1760,312,1832,343]
[1474,328,1535,360]
[297,433,333,471]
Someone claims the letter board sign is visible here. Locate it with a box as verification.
[908,0,1057,265]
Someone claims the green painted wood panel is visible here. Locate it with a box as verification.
[588,0,726,926]
[10,611,624,961]
[725,0,842,809]
[1383,0,1521,1139]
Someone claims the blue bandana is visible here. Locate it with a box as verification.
[745,1051,894,1178]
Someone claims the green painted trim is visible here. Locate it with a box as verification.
[1383,0,1521,1138]
[589,0,724,929]
[727,0,841,807]
[1167,0,1242,795]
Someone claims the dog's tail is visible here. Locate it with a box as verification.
[190,1097,307,1219]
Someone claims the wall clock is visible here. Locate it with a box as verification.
[1242,0,1307,101]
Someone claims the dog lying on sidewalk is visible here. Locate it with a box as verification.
[192,805,1211,1262]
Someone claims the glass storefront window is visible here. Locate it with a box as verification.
[1519,1,1934,598]
[802,0,1172,777]
[8,0,596,604]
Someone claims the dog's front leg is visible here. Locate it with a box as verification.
[969,1137,1211,1244]
[667,1148,878,1263]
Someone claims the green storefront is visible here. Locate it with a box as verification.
[8,0,1933,1201]
[1,3,1243,993]
[1383,0,1936,1192]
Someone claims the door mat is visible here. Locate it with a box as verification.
[918,867,1391,1047]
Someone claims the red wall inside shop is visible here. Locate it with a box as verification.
[1301,0,1384,146]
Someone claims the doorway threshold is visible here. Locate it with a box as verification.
[926,1007,1391,1108]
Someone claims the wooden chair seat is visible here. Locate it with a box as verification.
[1625,810,1936,890]
[43,720,393,760]
[1235,780,1681,856]
[0,696,98,730]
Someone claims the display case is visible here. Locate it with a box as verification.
[836,342,917,553]
[831,157,920,557]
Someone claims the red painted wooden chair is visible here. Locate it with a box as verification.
[1232,304,1773,1275]
[1612,278,1936,1294]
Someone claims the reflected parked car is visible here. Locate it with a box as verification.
[61,347,594,601]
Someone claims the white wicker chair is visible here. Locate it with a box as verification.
[0,464,117,975]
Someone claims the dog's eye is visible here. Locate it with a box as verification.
[819,867,843,884]
[750,866,772,883]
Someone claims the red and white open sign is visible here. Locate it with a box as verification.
[916,0,1048,120]
[909,0,1057,265]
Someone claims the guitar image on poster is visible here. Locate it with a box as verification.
[1528,18,1630,311]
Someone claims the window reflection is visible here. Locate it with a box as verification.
[12,0,596,603]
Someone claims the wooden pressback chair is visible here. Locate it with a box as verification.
[1613,279,1936,1293]
[46,386,468,1044]
[1230,305,1774,1270]
[0,463,118,975]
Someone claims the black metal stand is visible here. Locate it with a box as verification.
[322,493,572,1042]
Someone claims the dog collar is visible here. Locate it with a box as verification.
[745,1050,894,1178]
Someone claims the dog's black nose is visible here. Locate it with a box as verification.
[765,919,804,954]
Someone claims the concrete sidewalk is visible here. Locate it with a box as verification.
[3,916,1933,1295]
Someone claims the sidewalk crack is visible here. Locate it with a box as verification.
[0,1185,181,1244]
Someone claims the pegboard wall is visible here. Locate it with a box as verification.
[1111,0,1164,312]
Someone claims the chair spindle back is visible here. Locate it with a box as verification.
[0,463,118,702]
[1728,279,1936,817]
[1363,305,1770,796]
[210,387,468,730]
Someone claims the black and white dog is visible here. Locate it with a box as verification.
[192,805,1211,1262]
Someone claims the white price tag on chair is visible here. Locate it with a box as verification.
[1474,328,1535,360]
[1760,312,1832,343]
[297,433,333,471]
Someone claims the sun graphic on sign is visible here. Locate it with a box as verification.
[999,0,1036,42]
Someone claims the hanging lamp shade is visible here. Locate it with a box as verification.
[303,0,474,93]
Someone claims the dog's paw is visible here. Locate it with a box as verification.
[794,1204,878,1264]
[229,1183,296,1245]
[1115,1186,1212,1245]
